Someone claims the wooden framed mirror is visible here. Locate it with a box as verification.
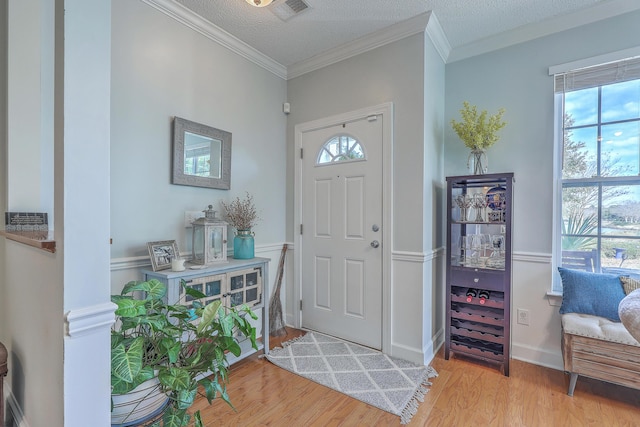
[172,117,232,190]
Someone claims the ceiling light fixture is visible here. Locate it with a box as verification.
[246,0,273,7]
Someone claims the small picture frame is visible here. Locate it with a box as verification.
[147,240,180,271]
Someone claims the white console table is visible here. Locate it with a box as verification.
[142,257,270,361]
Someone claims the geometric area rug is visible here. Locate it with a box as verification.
[265,332,438,424]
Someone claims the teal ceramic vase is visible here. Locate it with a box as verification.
[234,229,255,259]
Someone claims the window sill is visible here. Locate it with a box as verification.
[0,230,56,253]
[546,290,562,307]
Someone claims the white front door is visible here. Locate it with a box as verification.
[300,114,383,349]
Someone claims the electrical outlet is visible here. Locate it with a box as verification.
[517,308,530,326]
[184,211,204,228]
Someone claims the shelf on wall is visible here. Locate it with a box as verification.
[0,230,56,253]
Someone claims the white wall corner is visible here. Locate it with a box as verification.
[423,327,445,366]
[64,302,117,338]
[424,11,450,63]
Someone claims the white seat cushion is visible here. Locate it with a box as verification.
[562,312,640,347]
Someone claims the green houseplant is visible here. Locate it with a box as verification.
[450,101,507,174]
[111,278,258,427]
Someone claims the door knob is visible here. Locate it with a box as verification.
[370,240,380,248]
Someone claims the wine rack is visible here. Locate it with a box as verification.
[445,173,513,376]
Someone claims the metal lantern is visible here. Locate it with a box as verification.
[191,205,228,265]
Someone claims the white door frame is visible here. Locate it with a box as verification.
[293,102,393,354]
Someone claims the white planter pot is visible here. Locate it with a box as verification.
[111,377,169,426]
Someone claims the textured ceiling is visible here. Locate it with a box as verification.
[174,0,636,67]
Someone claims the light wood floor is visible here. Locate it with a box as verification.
[194,328,640,426]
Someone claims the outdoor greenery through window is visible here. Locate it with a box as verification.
[317,135,364,165]
[555,56,640,285]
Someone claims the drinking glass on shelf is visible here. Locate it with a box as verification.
[459,236,468,265]
[490,234,505,255]
[472,193,488,222]
[487,234,505,269]
[467,250,480,267]
[466,234,486,267]
[455,194,473,222]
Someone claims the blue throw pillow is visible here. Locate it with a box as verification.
[558,267,626,322]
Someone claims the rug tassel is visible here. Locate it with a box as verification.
[264,333,308,354]
[400,369,438,424]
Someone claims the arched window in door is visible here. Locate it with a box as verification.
[316,134,365,165]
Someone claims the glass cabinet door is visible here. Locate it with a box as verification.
[227,267,262,308]
[179,274,225,308]
[177,267,263,310]
[450,182,507,271]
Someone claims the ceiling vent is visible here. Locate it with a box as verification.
[270,0,311,22]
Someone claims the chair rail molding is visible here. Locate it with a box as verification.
[110,242,293,271]
[392,247,444,264]
[514,251,552,264]
[65,302,117,338]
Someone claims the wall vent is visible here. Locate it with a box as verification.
[270,0,311,21]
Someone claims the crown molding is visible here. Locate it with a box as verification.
[140,2,450,80]
[141,0,287,79]
[448,0,640,63]
[288,11,450,79]
[424,12,451,63]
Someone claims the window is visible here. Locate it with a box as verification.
[185,146,211,177]
[317,134,364,165]
[553,56,640,290]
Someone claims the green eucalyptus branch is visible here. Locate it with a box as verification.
[451,101,507,151]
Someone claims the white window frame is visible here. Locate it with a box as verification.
[550,47,640,292]
[316,133,366,165]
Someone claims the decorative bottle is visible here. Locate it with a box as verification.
[478,289,490,305]
[466,288,477,303]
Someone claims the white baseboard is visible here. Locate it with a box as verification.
[390,341,425,366]
[4,381,31,427]
[512,342,564,371]
[424,328,445,365]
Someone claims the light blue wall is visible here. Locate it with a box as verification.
[446,9,640,254]
[110,0,288,270]
[445,9,640,367]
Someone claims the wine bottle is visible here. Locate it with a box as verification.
[478,289,490,304]
[466,288,477,302]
